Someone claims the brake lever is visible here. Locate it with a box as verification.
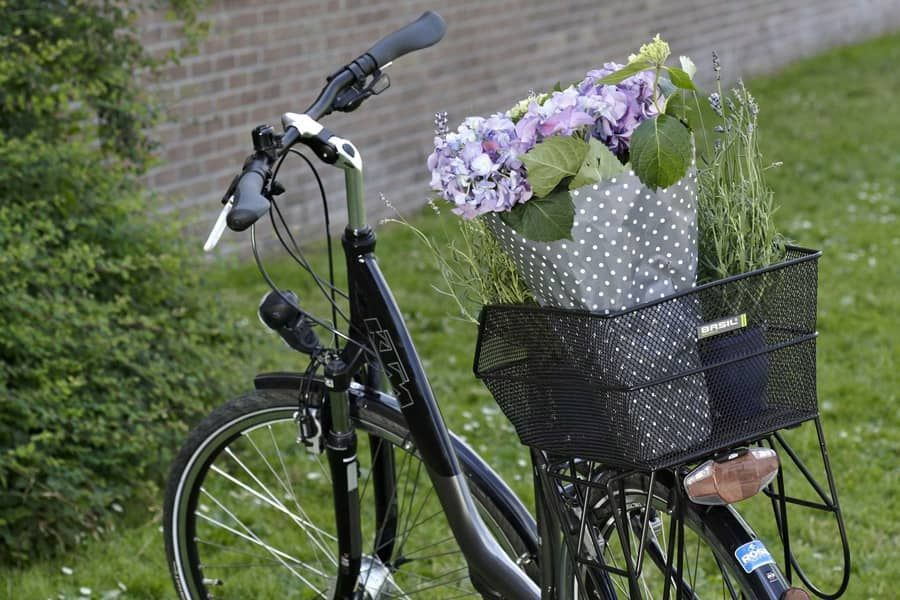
[332,69,390,113]
[204,195,234,252]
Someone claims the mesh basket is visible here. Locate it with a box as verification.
[474,247,820,470]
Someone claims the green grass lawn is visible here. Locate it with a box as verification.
[4,32,899,599]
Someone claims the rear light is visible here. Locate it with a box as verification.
[684,447,779,505]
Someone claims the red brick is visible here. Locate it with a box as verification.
[144,0,900,250]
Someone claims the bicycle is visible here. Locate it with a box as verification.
[163,12,850,599]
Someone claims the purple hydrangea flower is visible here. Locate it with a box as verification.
[427,64,661,216]
[513,86,612,152]
[578,62,660,159]
[427,114,532,219]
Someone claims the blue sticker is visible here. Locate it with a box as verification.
[734,540,775,573]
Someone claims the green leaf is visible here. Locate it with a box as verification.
[520,136,588,197]
[664,91,694,129]
[569,137,626,189]
[597,59,653,85]
[665,66,698,91]
[657,77,677,98]
[499,189,575,242]
[629,114,693,190]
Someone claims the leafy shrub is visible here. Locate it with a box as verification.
[0,1,243,562]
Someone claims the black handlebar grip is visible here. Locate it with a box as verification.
[226,158,271,232]
[364,11,446,69]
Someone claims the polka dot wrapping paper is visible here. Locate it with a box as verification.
[485,170,712,462]
[487,169,699,314]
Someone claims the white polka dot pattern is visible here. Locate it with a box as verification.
[486,169,711,460]
[601,296,711,460]
[488,169,699,314]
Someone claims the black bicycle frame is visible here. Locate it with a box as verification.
[332,214,795,600]
[272,109,809,600]
[340,226,542,598]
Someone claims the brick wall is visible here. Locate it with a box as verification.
[142,0,900,250]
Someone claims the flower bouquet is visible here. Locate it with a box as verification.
[417,38,810,468]
[427,36,701,314]
[424,37,723,463]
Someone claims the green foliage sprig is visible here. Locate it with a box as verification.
[500,136,625,242]
[696,72,786,283]
[385,202,532,324]
[599,35,696,190]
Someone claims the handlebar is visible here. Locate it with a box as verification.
[224,11,446,232]
[302,11,446,122]
[226,156,271,232]
[363,11,446,71]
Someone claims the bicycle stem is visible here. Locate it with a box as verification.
[345,169,367,232]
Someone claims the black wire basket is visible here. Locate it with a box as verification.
[474,247,821,471]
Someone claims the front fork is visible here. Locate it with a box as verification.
[325,357,363,598]
[366,363,398,564]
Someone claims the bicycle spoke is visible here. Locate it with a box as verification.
[401,547,468,562]
[314,453,332,485]
[222,446,288,509]
[359,436,383,505]
[196,491,327,593]
[397,534,456,559]
[395,454,422,556]
[209,462,336,543]
[208,460,339,576]
[690,530,701,591]
[265,427,336,566]
[195,512,324,588]
[370,443,414,557]
[195,537,293,566]
[244,429,293,500]
[602,542,631,597]
[245,428,336,571]
[396,478,435,557]
[359,438,391,593]
[580,496,744,600]
[713,554,740,600]
[199,489,323,573]
[392,566,471,596]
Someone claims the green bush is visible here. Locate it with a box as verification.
[0,1,244,562]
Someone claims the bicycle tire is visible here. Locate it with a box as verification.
[164,387,535,599]
[556,471,790,599]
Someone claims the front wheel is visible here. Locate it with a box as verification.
[164,388,535,599]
